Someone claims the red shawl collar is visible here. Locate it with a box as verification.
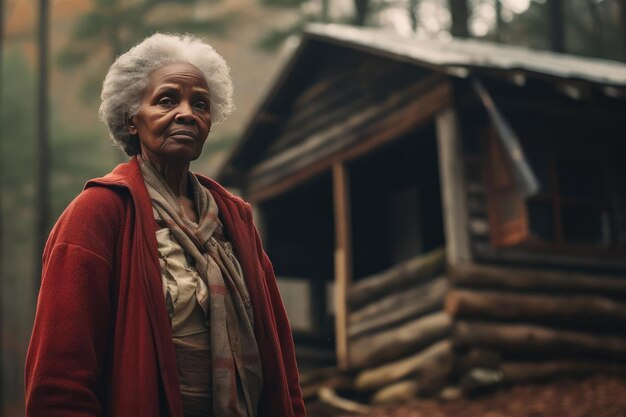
[25,157,305,417]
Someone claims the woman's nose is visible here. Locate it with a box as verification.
[174,101,195,124]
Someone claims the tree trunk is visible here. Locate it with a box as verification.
[548,0,565,52]
[494,0,503,42]
[409,0,419,33]
[453,321,626,359]
[621,0,626,61]
[355,340,453,391]
[36,0,50,286]
[0,0,4,409]
[353,0,369,26]
[107,0,127,163]
[584,0,604,57]
[349,312,451,369]
[448,0,469,38]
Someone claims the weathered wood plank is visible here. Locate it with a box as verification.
[349,312,452,369]
[333,162,353,370]
[301,375,355,400]
[446,289,626,326]
[371,380,419,404]
[355,340,453,391]
[250,76,446,179]
[347,248,446,310]
[348,276,447,339]
[247,82,452,202]
[318,387,371,414]
[436,108,472,265]
[453,321,626,358]
[450,263,626,296]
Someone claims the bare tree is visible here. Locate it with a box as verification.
[548,0,565,52]
[585,0,604,56]
[448,0,469,38]
[409,0,420,33]
[36,0,51,285]
[621,0,626,61]
[0,0,4,411]
[354,0,369,26]
[495,0,503,42]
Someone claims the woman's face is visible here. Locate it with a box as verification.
[129,62,211,163]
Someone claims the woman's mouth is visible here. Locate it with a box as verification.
[168,130,196,141]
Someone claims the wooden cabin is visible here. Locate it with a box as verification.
[217,23,626,401]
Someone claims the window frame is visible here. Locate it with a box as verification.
[484,132,626,258]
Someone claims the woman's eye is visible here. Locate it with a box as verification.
[158,97,175,106]
[194,101,208,111]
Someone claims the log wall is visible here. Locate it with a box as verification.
[448,263,626,387]
[341,249,457,403]
[454,95,626,377]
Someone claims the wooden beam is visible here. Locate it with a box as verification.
[348,276,447,339]
[333,162,352,370]
[370,380,419,404]
[446,289,626,327]
[436,108,472,265]
[450,263,626,296]
[349,312,452,369]
[453,321,626,359]
[250,77,445,180]
[248,82,452,203]
[347,249,446,310]
[355,339,453,391]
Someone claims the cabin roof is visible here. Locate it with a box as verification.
[217,23,626,185]
[305,24,626,87]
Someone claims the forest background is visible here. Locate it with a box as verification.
[1,0,625,415]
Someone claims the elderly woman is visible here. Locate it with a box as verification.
[25,34,305,417]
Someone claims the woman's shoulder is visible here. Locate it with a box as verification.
[68,185,129,218]
[194,173,252,210]
[48,186,129,254]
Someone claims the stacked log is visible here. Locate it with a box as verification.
[298,367,355,400]
[448,263,626,387]
[349,312,451,369]
[344,248,454,403]
[348,248,446,309]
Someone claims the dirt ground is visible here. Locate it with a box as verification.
[308,374,626,417]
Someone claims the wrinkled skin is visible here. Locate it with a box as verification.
[127,62,212,222]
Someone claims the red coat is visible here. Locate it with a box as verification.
[25,157,306,417]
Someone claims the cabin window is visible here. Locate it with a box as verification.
[485,133,626,255]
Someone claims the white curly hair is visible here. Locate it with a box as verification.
[99,33,234,156]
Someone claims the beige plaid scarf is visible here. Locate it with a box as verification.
[139,157,263,417]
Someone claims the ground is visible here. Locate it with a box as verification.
[308,374,626,417]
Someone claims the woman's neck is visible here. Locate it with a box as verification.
[140,152,191,198]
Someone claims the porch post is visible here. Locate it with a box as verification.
[436,108,471,266]
[332,161,353,370]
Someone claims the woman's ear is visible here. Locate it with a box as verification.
[125,113,138,135]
